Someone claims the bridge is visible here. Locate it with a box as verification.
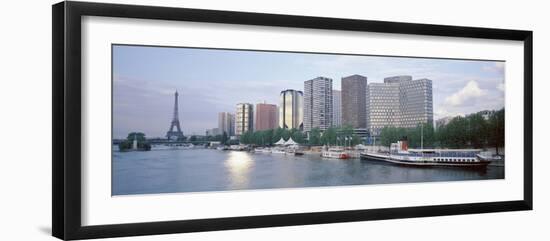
[112,139,211,145]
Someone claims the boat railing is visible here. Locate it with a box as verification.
[392,151,479,158]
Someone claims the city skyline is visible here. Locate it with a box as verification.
[113,45,505,138]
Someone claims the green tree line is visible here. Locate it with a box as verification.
[240,128,305,145]
[379,109,505,152]
[118,132,152,151]
[239,125,361,146]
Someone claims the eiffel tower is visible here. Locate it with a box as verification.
[166,91,184,140]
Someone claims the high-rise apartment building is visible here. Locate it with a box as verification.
[303,77,333,131]
[218,112,235,136]
[341,74,367,128]
[255,103,278,131]
[279,89,303,130]
[332,90,342,127]
[366,75,433,136]
[235,103,254,136]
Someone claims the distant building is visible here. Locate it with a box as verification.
[255,103,278,131]
[206,128,221,136]
[341,74,367,128]
[304,77,333,131]
[366,81,401,135]
[366,75,433,136]
[478,110,494,120]
[332,90,342,127]
[279,89,303,130]
[218,112,235,136]
[236,103,254,136]
[383,75,412,83]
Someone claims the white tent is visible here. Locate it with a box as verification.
[284,137,298,146]
[274,138,286,145]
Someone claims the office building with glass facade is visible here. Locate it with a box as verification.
[279,89,303,130]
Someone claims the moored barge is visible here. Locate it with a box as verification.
[360,140,499,168]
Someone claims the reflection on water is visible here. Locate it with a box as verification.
[225,151,253,189]
[112,147,504,195]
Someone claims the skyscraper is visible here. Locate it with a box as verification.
[255,103,278,131]
[341,74,367,128]
[332,90,342,127]
[366,75,433,136]
[279,89,303,130]
[399,78,434,128]
[218,112,235,136]
[235,103,254,136]
[304,77,333,132]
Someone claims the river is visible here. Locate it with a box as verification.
[112,147,504,195]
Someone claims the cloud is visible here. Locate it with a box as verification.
[444,80,486,107]
[434,108,464,120]
[482,62,505,74]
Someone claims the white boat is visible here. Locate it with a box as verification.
[271,148,286,154]
[229,145,247,151]
[254,147,272,153]
[360,140,493,168]
[216,146,229,151]
[181,143,195,149]
[321,148,351,159]
[361,125,496,168]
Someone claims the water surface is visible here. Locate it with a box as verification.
[112,147,504,195]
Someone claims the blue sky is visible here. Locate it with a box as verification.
[113,45,505,139]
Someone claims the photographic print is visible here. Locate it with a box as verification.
[112,44,505,196]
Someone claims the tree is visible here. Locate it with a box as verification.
[351,134,361,146]
[127,132,146,142]
[422,123,436,148]
[119,132,151,151]
[406,123,435,148]
[379,126,398,147]
[273,127,285,143]
[240,131,253,144]
[487,108,505,154]
[292,130,305,144]
[309,128,321,145]
[441,116,469,148]
[281,128,291,141]
[321,127,337,145]
[189,135,197,142]
[221,131,229,145]
[263,129,274,146]
[466,113,488,148]
[337,125,355,146]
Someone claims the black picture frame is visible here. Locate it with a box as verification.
[52,1,533,240]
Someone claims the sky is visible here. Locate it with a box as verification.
[112,45,505,139]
